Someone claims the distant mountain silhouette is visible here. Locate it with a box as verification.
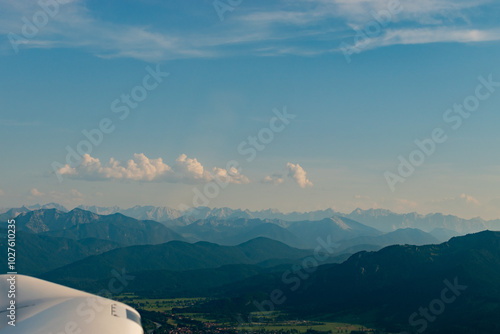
[334,228,440,252]
[346,208,500,234]
[172,217,306,248]
[14,208,184,246]
[287,216,382,246]
[78,204,183,221]
[9,204,500,236]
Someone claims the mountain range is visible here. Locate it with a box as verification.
[5,204,500,236]
[13,208,184,246]
[346,208,500,234]
[168,216,384,249]
[10,208,447,253]
[2,203,499,332]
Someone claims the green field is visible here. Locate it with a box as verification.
[116,294,209,312]
[118,295,382,333]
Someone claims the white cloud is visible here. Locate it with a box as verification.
[262,174,285,185]
[55,153,172,181]
[460,193,480,206]
[211,165,250,185]
[426,193,481,211]
[175,154,208,182]
[287,162,313,188]
[55,153,249,185]
[263,163,313,188]
[26,188,85,208]
[30,188,45,197]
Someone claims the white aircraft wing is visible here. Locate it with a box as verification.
[0,275,143,334]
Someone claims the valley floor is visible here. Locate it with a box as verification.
[116,295,385,334]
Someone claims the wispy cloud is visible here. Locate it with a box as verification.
[262,173,285,185]
[349,27,500,51]
[0,0,498,60]
[298,0,492,24]
[0,0,213,60]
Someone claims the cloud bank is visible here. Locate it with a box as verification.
[55,153,249,184]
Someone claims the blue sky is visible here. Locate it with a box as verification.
[1,0,500,219]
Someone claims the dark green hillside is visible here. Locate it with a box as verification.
[41,237,311,285]
[194,231,500,334]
